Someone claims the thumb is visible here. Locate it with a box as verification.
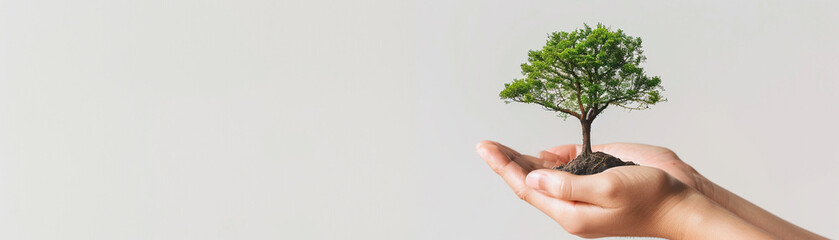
[526,169,605,203]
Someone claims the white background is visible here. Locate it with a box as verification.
[1,0,837,239]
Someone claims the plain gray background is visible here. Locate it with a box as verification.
[1,0,837,239]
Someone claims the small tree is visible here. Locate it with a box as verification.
[500,23,664,158]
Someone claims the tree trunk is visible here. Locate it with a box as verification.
[580,120,593,156]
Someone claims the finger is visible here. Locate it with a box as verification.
[477,142,581,214]
[476,141,529,193]
[512,154,555,171]
[476,141,553,201]
[527,189,607,234]
[525,169,609,203]
[539,150,564,167]
[491,141,521,160]
[480,141,554,171]
[477,141,609,231]
[522,189,580,218]
[545,144,581,165]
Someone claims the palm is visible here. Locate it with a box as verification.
[585,143,701,189]
[497,142,702,191]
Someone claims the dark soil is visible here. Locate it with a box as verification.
[553,151,637,175]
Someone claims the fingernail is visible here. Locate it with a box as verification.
[526,171,544,189]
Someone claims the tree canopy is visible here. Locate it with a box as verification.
[500,23,664,123]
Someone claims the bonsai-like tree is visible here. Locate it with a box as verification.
[500,24,664,173]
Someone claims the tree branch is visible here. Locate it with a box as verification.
[587,105,607,122]
[552,105,582,119]
[613,102,648,110]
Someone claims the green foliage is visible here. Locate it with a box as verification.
[500,23,664,122]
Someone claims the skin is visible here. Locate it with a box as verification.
[475,140,827,239]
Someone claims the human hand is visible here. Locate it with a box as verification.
[526,164,692,238]
[476,140,775,239]
[475,140,687,237]
[538,143,708,195]
[482,141,719,202]
[473,141,707,196]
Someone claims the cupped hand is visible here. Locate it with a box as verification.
[477,140,708,195]
[476,140,694,238]
[528,166,693,238]
[549,143,705,191]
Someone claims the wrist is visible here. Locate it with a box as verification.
[660,189,775,240]
[651,188,706,239]
[690,174,827,240]
[691,172,732,209]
